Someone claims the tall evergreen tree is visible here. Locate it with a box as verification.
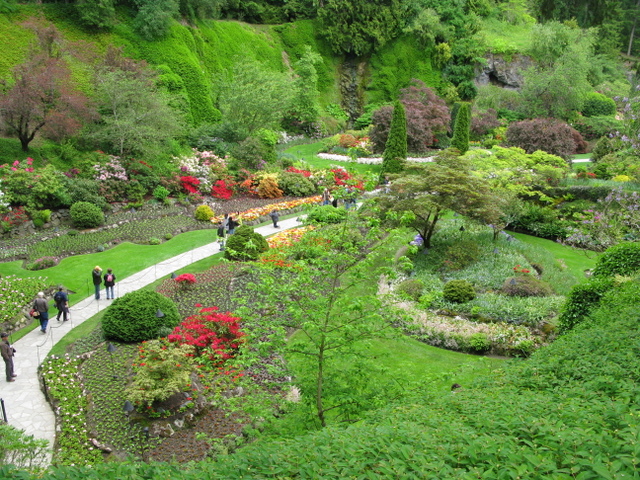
[382,101,407,176]
[451,102,470,154]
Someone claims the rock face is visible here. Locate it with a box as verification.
[475,54,533,90]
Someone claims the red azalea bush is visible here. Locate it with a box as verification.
[168,306,244,363]
[180,176,200,194]
[331,168,364,190]
[175,273,197,284]
[286,166,312,178]
[212,179,234,200]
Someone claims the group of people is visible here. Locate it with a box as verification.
[92,266,117,300]
[217,211,242,251]
[322,187,358,210]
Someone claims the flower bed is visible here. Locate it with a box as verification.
[266,226,315,249]
[0,275,48,329]
[317,153,435,164]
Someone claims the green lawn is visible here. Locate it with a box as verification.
[510,231,599,280]
[282,141,381,175]
[0,229,219,304]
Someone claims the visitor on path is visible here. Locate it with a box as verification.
[104,268,116,300]
[270,210,280,228]
[217,222,227,251]
[33,292,49,334]
[344,186,356,210]
[92,266,102,299]
[222,213,230,232]
[330,195,338,208]
[1,332,16,382]
[228,215,238,235]
[234,211,243,227]
[54,286,69,322]
[322,188,331,205]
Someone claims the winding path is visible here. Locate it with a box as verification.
[2,217,303,463]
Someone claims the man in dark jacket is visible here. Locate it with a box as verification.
[54,286,69,322]
[1,332,17,382]
[92,266,102,300]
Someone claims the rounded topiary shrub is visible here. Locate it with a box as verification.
[305,205,348,225]
[593,242,640,278]
[557,277,615,333]
[396,278,424,301]
[501,275,553,297]
[581,92,616,117]
[194,204,214,221]
[442,279,475,303]
[277,172,317,197]
[70,201,104,229]
[225,225,269,261]
[102,290,180,342]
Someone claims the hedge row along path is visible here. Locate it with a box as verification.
[2,217,304,465]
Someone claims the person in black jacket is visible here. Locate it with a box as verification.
[104,268,116,300]
[92,266,102,300]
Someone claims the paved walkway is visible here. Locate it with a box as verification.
[1,217,302,462]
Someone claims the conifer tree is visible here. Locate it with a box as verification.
[451,102,470,154]
[382,101,407,175]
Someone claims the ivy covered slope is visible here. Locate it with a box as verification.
[0,4,451,128]
[5,279,640,478]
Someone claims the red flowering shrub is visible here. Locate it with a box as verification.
[212,179,234,200]
[286,166,312,178]
[180,175,200,194]
[168,307,244,363]
[175,273,196,284]
[338,134,358,148]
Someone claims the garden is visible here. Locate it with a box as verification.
[3,0,640,477]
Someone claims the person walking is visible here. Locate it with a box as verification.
[227,215,238,235]
[322,188,331,206]
[92,266,102,300]
[270,210,280,228]
[1,332,16,382]
[104,268,116,300]
[33,292,49,334]
[217,222,227,251]
[54,286,69,322]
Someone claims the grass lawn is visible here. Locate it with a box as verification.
[509,231,599,280]
[0,229,219,304]
[282,141,381,176]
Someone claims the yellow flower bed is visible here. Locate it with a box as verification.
[210,196,321,224]
[267,226,315,249]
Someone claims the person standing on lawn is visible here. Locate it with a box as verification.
[54,286,69,322]
[92,266,102,300]
[1,332,17,382]
[33,292,49,333]
[104,268,116,300]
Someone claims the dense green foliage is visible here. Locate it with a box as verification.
[592,241,640,277]
[442,279,475,303]
[450,102,470,154]
[304,205,348,225]
[381,101,407,175]
[69,201,105,229]
[224,225,269,261]
[102,290,180,342]
[557,276,614,333]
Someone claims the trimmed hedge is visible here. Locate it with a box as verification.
[69,201,104,229]
[102,290,180,342]
[592,242,640,278]
[224,225,269,261]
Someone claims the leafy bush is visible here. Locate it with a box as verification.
[277,172,317,197]
[470,108,501,140]
[467,332,490,352]
[102,290,180,342]
[396,279,424,301]
[592,242,640,277]
[501,275,553,297]
[557,277,615,333]
[224,225,269,261]
[443,240,480,271]
[370,80,449,154]
[194,204,215,221]
[572,115,622,141]
[506,118,577,159]
[581,92,616,117]
[442,279,475,303]
[305,205,348,225]
[26,256,58,271]
[0,423,48,469]
[30,209,51,228]
[256,175,283,199]
[69,201,104,229]
[153,185,170,202]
